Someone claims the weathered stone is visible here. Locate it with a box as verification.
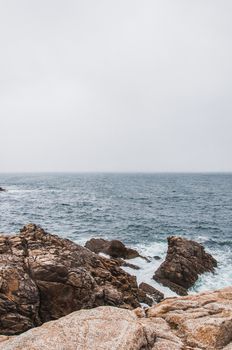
[154,236,217,295]
[120,259,141,270]
[147,287,232,349]
[85,237,141,259]
[139,282,164,303]
[2,287,231,349]
[0,224,142,335]
[85,238,109,254]
[0,307,157,350]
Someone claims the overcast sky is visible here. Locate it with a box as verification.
[1,0,232,172]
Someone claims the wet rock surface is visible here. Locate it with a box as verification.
[139,282,164,303]
[85,237,141,259]
[153,255,161,260]
[119,259,141,270]
[1,287,232,350]
[153,236,217,295]
[0,187,6,192]
[0,224,142,335]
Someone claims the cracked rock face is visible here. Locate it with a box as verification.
[147,287,232,349]
[0,307,157,350]
[153,236,217,295]
[0,224,141,335]
[1,288,232,350]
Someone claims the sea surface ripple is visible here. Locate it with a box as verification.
[0,173,231,295]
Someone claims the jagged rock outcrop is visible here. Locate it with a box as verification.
[0,224,142,335]
[85,237,141,259]
[153,236,217,295]
[1,287,232,350]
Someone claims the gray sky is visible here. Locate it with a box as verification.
[1,0,232,172]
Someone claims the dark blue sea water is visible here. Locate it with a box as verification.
[0,173,231,296]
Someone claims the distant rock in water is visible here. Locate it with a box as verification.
[153,236,217,295]
[0,187,6,192]
[0,224,144,335]
[85,238,141,259]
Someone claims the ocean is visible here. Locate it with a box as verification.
[0,173,231,297]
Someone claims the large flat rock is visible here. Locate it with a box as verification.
[0,307,157,350]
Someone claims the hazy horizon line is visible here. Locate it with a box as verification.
[0,171,232,175]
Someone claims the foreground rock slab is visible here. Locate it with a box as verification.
[0,224,142,335]
[1,287,232,350]
[147,287,232,349]
[0,307,157,350]
[153,236,217,295]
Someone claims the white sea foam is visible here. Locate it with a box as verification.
[123,243,232,297]
[190,246,232,294]
[77,238,231,298]
[121,241,177,297]
[121,258,177,298]
[99,252,111,259]
[76,237,176,297]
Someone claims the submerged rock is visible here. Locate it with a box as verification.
[1,287,232,350]
[153,255,161,260]
[153,236,217,295]
[0,224,142,335]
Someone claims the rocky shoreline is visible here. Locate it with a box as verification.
[0,224,230,349]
